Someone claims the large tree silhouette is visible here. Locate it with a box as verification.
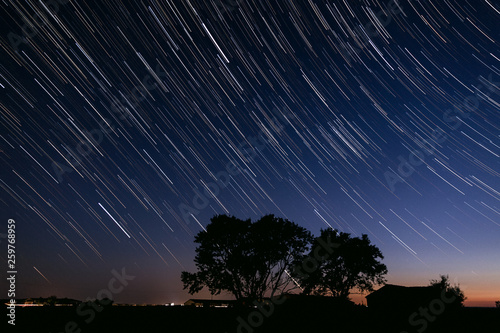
[181,214,312,301]
[295,228,387,299]
[429,275,466,308]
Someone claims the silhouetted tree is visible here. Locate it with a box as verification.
[295,229,387,299]
[429,275,466,308]
[181,214,313,301]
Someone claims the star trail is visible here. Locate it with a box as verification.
[0,0,499,306]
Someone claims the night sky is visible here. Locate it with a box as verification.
[0,0,499,307]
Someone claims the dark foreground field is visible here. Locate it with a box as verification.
[3,301,499,333]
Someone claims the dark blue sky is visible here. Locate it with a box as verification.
[0,0,499,306]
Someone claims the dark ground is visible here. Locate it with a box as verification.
[2,301,499,332]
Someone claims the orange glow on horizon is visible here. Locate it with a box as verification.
[351,287,500,308]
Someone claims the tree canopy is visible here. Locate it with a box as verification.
[293,228,387,299]
[181,214,313,301]
[429,275,466,308]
